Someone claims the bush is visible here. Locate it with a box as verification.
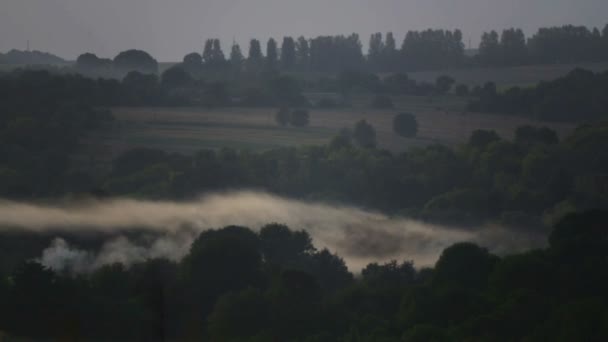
[290,109,310,127]
[393,112,418,138]
[371,95,394,109]
[275,108,290,126]
[353,120,376,148]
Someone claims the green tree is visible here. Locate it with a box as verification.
[353,120,377,148]
[160,66,193,88]
[290,109,310,127]
[393,112,418,138]
[229,43,244,71]
[368,32,384,70]
[266,38,278,70]
[113,49,158,74]
[248,39,263,71]
[295,36,310,70]
[281,37,297,70]
[500,28,528,65]
[478,31,500,65]
[275,108,290,127]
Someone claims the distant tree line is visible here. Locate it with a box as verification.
[71,23,608,78]
[76,49,159,77]
[1,210,608,340]
[468,68,608,122]
[0,49,66,65]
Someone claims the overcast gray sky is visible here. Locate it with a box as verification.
[1,0,606,61]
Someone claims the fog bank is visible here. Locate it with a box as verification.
[0,191,545,272]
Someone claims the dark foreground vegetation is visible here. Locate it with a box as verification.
[0,211,607,341]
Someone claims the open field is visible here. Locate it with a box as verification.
[81,96,575,165]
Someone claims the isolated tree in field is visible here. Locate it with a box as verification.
[275,108,290,126]
[281,37,296,70]
[393,112,418,138]
[290,109,310,127]
[436,75,455,94]
[229,43,244,70]
[371,95,394,109]
[113,49,158,74]
[353,120,376,148]
[266,38,278,69]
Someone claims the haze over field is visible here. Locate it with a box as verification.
[2,0,607,60]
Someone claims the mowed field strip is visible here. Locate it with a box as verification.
[83,96,575,159]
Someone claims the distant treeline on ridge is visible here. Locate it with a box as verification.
[67,23,608,75]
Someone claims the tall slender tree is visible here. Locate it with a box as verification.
[230,42,244,71]
[266,38,278,70]
[368,33,384,70]
[247,39,263,72]
[296,36,310,70]
[281,37,296,70]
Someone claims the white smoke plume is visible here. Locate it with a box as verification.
[0,191,546,272]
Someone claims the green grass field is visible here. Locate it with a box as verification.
[80,95,575,165]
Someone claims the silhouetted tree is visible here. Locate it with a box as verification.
[247,39,264,71]
[353,119,376,148]
[290,109,310,127]
[281,37,297,70]
[393,112,418,138]
[229,43,244,71]
[266,38,278,70]
[113,49,158,74]
[295,36,310,70]
[275,108,290,127]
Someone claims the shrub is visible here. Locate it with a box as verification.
[393,112,418,138]
[275,108,290,126]
[290,109,310,127]
[353,120,376,148]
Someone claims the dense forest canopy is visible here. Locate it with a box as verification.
[1,210,608,340]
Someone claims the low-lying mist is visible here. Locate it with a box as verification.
[0,191,546,272]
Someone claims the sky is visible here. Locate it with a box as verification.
[1,0,606,61]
